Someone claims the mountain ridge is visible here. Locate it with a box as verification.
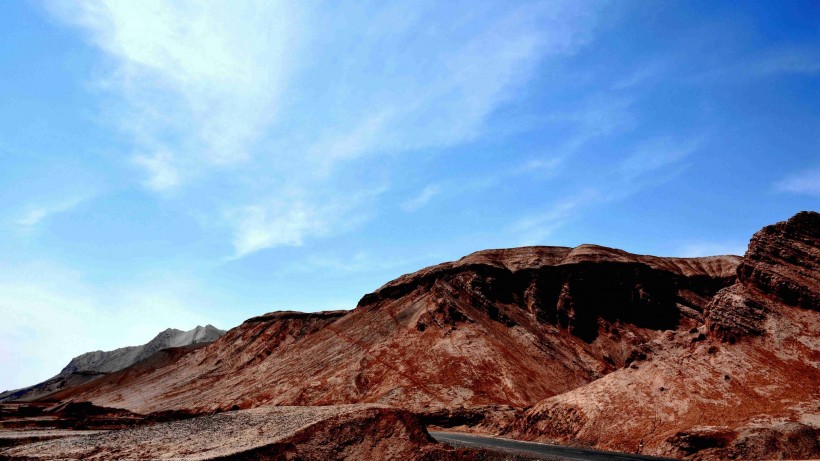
[3,211,817,461]
[40,244,741,415]
[0,324,226,402]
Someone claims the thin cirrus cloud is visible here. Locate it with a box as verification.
[508,135,701,245]
[16,196,87,228]
[691,45,820,84]
[544,96,636,159]
[229,198,331,259]
[675,241,748,257]
[510,189,604,245]
[229,185,387,258]
[132,150,180,191]
[302,0,605,174]
[750,46,820,77]
[45,0,607,258]
[46,0,301,188]
[402,185,443,213]
[774,167,820,196]
[619,136,702,181]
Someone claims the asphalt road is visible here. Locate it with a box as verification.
[429,431,681,461]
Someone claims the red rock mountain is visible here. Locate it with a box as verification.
[505,211,820,460]
[25,211,820,460]
[46,246,738,415]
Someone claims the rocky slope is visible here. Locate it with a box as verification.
[0,325,225,403]
[44,246,738,416]
[9,211,817,460]
[503,211,820,460]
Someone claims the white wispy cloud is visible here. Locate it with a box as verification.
[230,1,603,256]
[48,0,607,257]
[611,60,668,90]
[774,167,820,196]
[228,184,385,258]
[133,150,179,191]
[16,197,86,228]
[285,251,429,276]
[510,189,603,245]
[691,45,820,84]
[305,1,602,167]
[402,184,443,212]
[47,0,301,189]
[675,241,747,257]
[619,136,701,180]
[507,135,702,244]
[546,96,635,157]
[513,157,564,176]
[230,200,327,258]
[750,47,820,77]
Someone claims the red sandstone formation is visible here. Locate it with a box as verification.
[708,211,819,342]
[504,212,820,460]
[4,211,817,460]
[44,246,738,416]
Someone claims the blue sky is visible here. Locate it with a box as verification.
[1,1,818,391]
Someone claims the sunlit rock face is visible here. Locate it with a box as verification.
[707,211,819,343]
[42,243,737,416]
[507,212,819,460]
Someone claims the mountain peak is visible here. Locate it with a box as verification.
[0,324,226,403]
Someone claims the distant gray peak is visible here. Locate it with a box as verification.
[1,324,226,403]
[58,325,226,377]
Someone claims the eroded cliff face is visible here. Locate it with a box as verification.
[46,246,738,415]
[505,212,820,460]
[707,211,820,343]
[362,245,739,343]
[739,211,819,311]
